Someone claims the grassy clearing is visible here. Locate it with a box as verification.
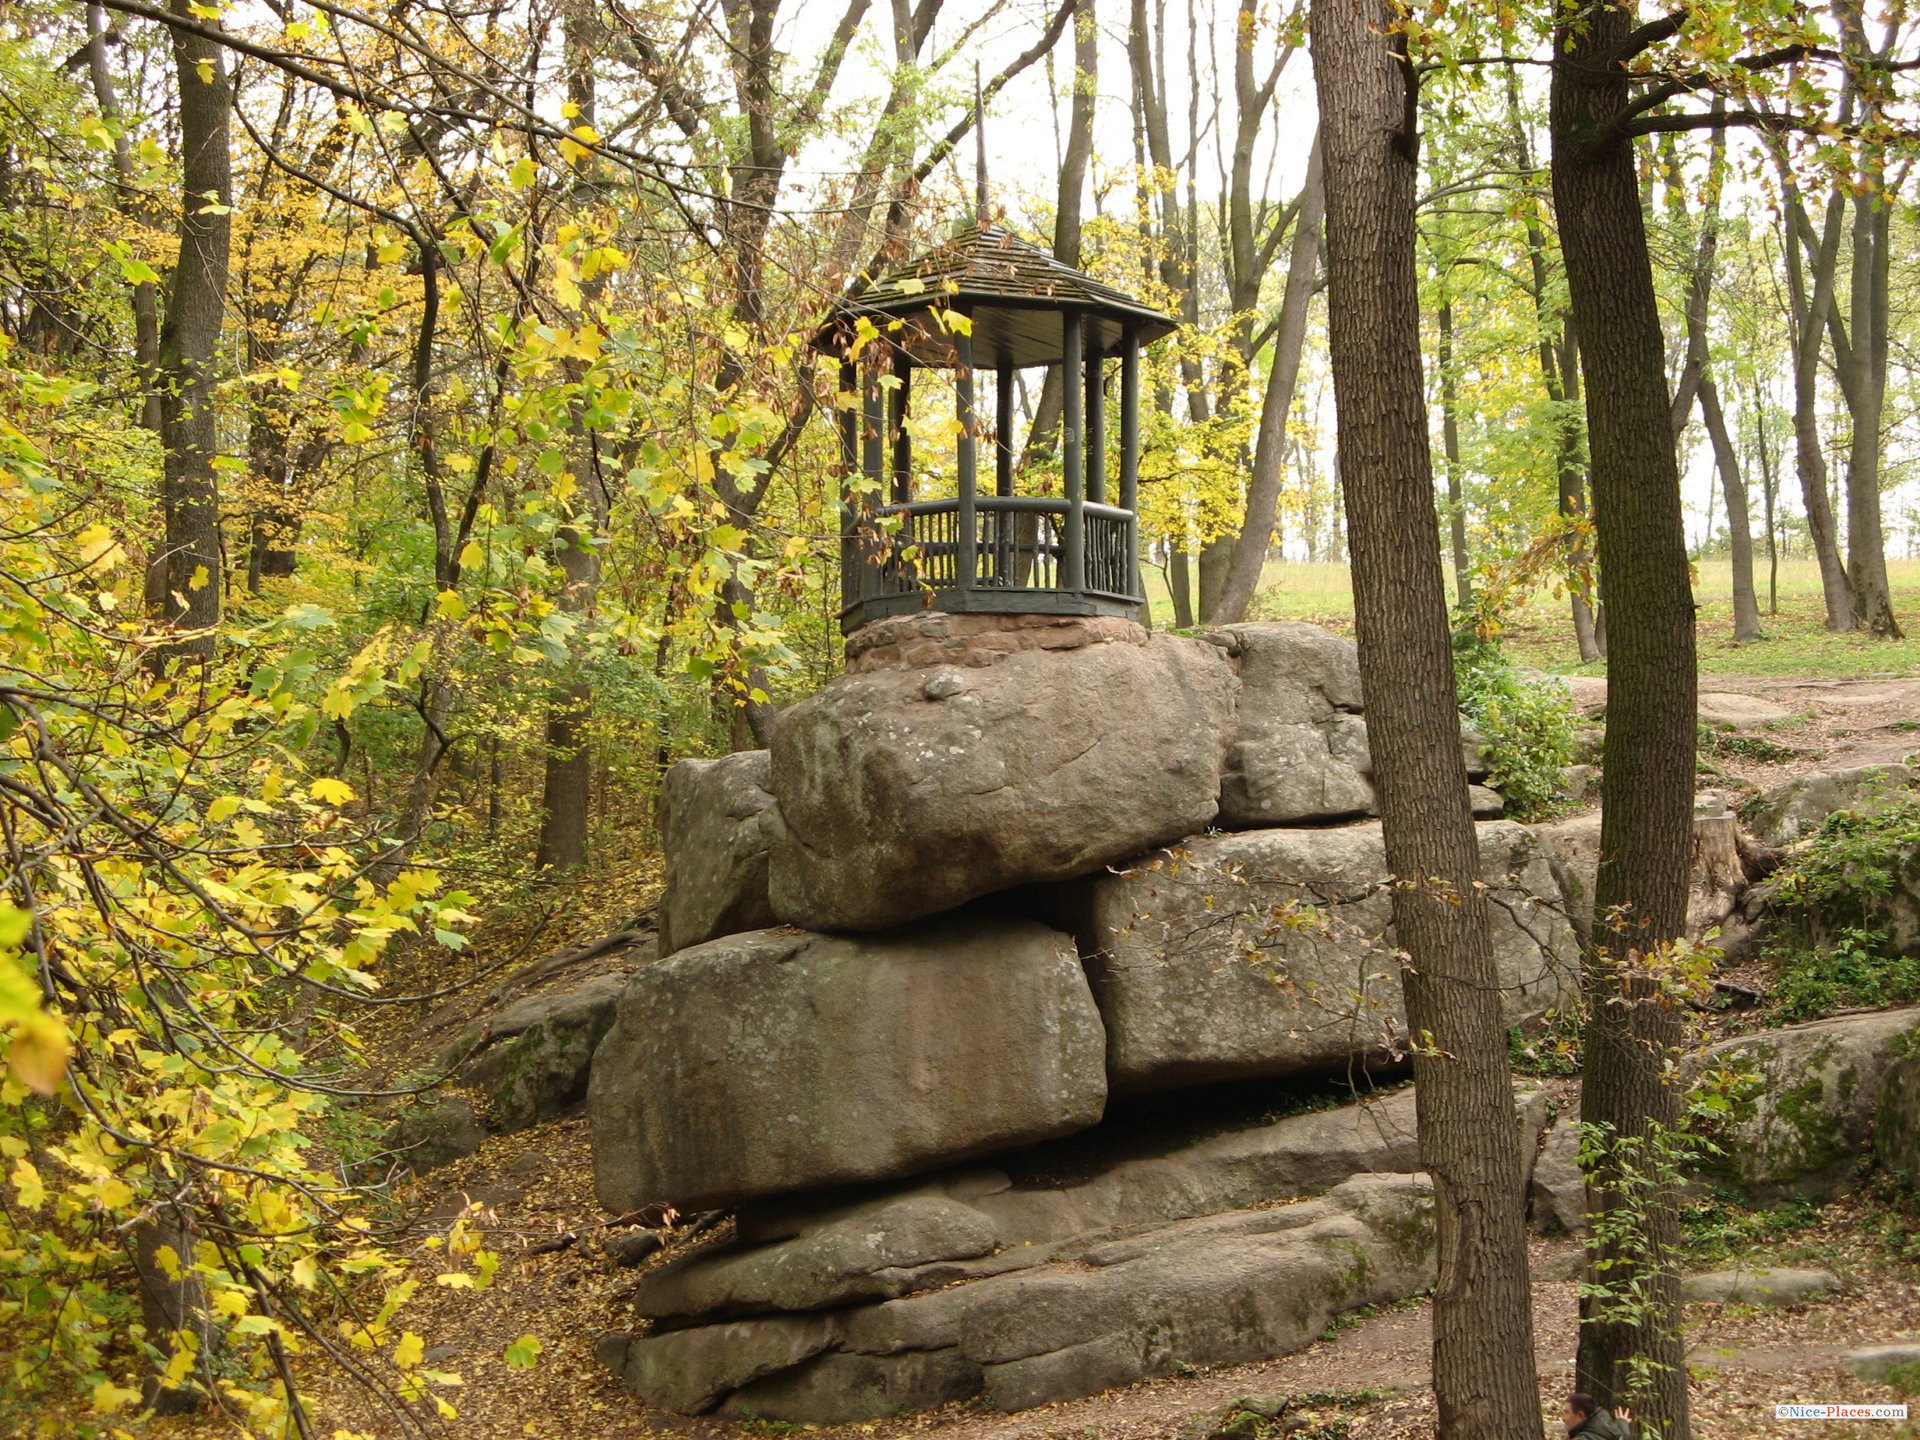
[1146,556,1920,680]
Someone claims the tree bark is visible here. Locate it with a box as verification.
[1699,376,1764,641]
[1212,132,1324,625]
[1436,291,1471,609]
[1026,0,1097,462]
[536,15,609,872]
[1551,5,1696,1432]
[1778,175,1855,631]
[1667,121,1761,642]
[152,0,233,665]
[1311,7,1540,1436]
[84,3,164,440]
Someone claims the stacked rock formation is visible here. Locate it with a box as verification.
[589,614,1580,1421]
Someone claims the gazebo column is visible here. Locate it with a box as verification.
[955,323,978,592]
[1120,323,1142,600]
[1085,333,1106,505]
[838,357,859,612]
[1061,312,1085,595]
[995,359,1014,496]
[890,353,913,505]
[861,361,884,496]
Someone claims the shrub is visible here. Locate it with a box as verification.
[1766,797,1920,1019]
[1451,634,1576,819]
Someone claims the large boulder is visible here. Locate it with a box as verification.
[766,632,1236,932]
[1873,1047,1920,1186]
[588,915,1107,1212]
[1067,819,1578,1094]
[1200,622,1489,829]
[1751,763,1917,849]
[1203,622,1374,826]
[1699,1008,1920,1199]
[633,1086,1433,1323]
[1532,797,1749,944]
[1528,1105,1585,1236]
[657,751,779,955]
[629,1081,1547,1332]
[616,1173,1436,1418]
[461,972,626,1132]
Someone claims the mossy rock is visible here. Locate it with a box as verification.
[1696,1008,1920,1199]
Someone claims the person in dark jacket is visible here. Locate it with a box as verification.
[1563,1392,1632,1437]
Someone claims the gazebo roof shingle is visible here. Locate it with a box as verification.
[815,223,1178,368]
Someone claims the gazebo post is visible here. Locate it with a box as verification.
[955,321,978,593]
[838,356,859,612]
[995,359,1014,497]
[1085,333,1106,505]
[890,351,913,505]
[1061,311,1085,595]
[861,355,884,563]
[1120,323,1141,600]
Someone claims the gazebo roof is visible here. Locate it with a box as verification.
[814,223,1178,369]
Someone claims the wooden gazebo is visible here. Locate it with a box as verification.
[815,225,1178,636]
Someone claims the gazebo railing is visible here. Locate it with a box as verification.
[842,495,1141,629]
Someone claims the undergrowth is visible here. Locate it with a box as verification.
[1765,796,1920,1020]
[1452,634,1577,819]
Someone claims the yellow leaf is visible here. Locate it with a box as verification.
[9,1158,45,1208]
[91,1380,143,1415]
[7,1012,69,1097]
[435,590,468,620]
[393,1332,425,1370]
[189,564,210,591]
[214,1288,251,1320]
[77,523,124,572]
[309,777,356,806]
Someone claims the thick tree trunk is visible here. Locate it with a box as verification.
[1551,5,1696,1433]
[152,0,232,665]
[1212,133,1324,625]
[1311,7,1540,1436]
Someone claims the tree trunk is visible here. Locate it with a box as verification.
[152,0,233,665]
[1749,375,1780,614]
[1212,133,1324,626]
[1503,65,1600,662]
[1436,292,1472,609]
[84,3,163,440]
[1311,7,1540,1435]
[1840,165,1902,636]
[1779,178,1855,631]
[1168,546,1195,627]
[537,18,609,871]
[1698,376,1763,641]
[1026,0,1097,461]
[1551,5,1696,1432]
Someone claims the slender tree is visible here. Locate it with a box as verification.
[151,0,233,664]
[1551,2,1697,1430]
[1311,4,1541,1434]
